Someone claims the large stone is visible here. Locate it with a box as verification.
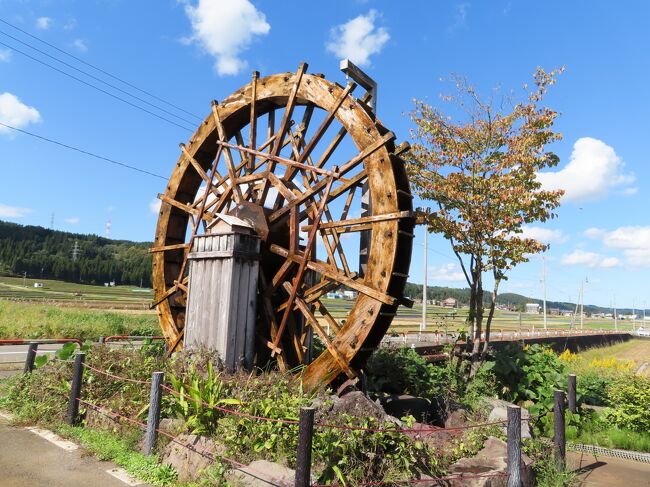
[314,391,401,426]
[448,437,534,487]
[227,460,295,487]
[486,399,532,439]
[161,433,221,482]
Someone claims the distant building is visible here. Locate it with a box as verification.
[525,303,540,314]
[441,297,457,308]
[343,290,357,300]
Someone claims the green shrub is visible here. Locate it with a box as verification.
[604,376,650,433]
[577,372,613,406]
[366,347,440,397]
[491,344,567,415]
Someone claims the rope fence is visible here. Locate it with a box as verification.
[59,356,538,487]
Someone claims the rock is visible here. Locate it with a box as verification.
[448,437,534,487]
[444,401,470,428]
[161,433,222,482]
[158,418,185,436]
[486,399,532,439]
[84,406,134,436]
[227,460,295,487]
[314,391,401,426]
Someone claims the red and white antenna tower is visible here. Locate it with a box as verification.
[105,219,112,239]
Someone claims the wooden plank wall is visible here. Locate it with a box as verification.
[185,232,260,370]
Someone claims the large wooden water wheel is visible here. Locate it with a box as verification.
[152,63,414,389]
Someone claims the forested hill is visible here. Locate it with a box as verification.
[0,220,623,314]
[0,220,152,287]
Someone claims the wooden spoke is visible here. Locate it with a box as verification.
[338,132,395,176]
[248,71,259,172]
[258,271,287,371]
[211,101,244,203]
[157,194,215,223]
[150,276,188,309]
[270,175,334,354]
[302,211,412,232]
[270,244,397,306]
[149,243,190,253]
[313,300,342,334]
[284,284,355,378]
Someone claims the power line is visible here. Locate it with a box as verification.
[0,40,195,132]
[0,121,167,180]
[0,16,202,122]
[0,28,198,127]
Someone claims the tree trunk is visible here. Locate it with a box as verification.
[481,279,500,360]
[469,267,483,378]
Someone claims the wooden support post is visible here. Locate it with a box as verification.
[67,352,85,425]
[507,405,522,487]
[554,390,566,471]
[143,371,164,455]
[23,342,38,374]
[568,374,577,413]
[294,407,315,487]
[98,336,105,344]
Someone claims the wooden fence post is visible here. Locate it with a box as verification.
[143,371,164,455]
[67,352,85,425]
[294,407,315,487]
[554,390,566,471]
[568,374,577,413]
[507,405,521,487]
[23,342,38,374]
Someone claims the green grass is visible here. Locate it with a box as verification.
[0,300,158,340]
[571,426,650,453]
[57,425,178,486]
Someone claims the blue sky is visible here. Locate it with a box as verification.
[0,0,648,309]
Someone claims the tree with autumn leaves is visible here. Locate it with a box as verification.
[406,68,565,376]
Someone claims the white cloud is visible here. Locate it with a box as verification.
[518,226,568,244]
[64,217,80,225]
[35,17,52,30]
[71,39,88,52]
[0,204,32,218]
[561,249,621,268]
[326,10,389,67]
[429,263,466,282]
[182,0,270,76]
[63,18,77,31]
[0,92,41,134]
[537,137,635,202]
[149,198,161,214]
[586,226,650,267]
[449,2,470,31]
[0,49,11,63]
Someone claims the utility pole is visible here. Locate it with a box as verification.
[579,280,584,330]
[632,298,636,331]
[50,212,54,229]
[340,59,376,279]
[542,256,548,330]
[22,271,27,287]
[614,295,618,331]
[71,240,80,262]
[421,229,427,332]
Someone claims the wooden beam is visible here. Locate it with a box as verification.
[269,244,396,306]
[301,211,412,231]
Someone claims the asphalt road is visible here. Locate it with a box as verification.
[0,415,149,487]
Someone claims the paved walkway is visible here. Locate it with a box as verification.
[569,451,650,486]
[0,415,150,487]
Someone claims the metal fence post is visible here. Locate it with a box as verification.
[554,390,566,471]
[67,352,85,425]
[294,406,315,487]
[143,371,164,455]
[568,374,577,413]
[23,342,38,374]
[507,405,521,487]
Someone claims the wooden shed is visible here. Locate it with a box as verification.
[184,214,260,370]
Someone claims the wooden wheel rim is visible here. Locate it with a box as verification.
[153,68,414,389]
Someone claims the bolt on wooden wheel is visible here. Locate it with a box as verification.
[152,64,414,389]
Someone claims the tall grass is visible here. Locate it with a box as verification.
[0,301,158,340]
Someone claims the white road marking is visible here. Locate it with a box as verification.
[26,427,79,451]
[106,468,143,486]
[0,410,15,421]
[0,351,56,355]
